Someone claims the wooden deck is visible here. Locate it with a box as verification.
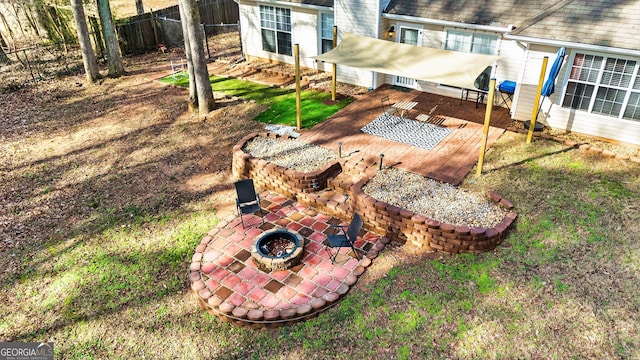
[299,85,512,185]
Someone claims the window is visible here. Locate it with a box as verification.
[260,5,292,56]
[400,28,419,46]
[320,13,334,54]
[445,30,497,55]
[444,30,497,89]
[563,53,640,122]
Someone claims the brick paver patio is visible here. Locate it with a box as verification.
[189,191,389,327]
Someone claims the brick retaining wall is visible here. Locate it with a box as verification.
[232,132,342,198]
[233,132,517,254]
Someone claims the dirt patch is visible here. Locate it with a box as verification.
[0,33,267,275]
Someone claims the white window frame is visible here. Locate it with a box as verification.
[442,29,498,90]
[259,5,292,56]
[444,29,498,56]
[562,51,640,122]
[319,12,334,54]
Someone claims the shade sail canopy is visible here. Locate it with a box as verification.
[313,33,499,90]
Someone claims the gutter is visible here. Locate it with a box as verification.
[382,13,513,33]
[254,0,332,12]
[504,34,640,58]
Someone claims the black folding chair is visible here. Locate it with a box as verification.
[325,213,363,263]
[234,179,264,228]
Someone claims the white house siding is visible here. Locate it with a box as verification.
[239,1,323,70]
[495,39,526,91]
[238,1,259,60]
[293,9,324,69]
[334,0,382,88]
[511,46,558,123]
[512,44,640,146]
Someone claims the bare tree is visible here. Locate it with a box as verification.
[97,0,125,77]
[70,0,100,84]
[178,0,214,115]
[178,0,196,111]
[0,10,16,53]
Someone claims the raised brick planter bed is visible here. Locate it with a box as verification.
[349,178,517,253]
[233,132,518,254]
[232,132,342,198]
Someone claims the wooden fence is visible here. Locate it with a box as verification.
[116,0,239,54]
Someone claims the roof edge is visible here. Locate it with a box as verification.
[383,13,513,33]
[254,0,332,11]
[504,34,640,57]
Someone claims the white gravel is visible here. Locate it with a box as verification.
[364,168,508,228]
[243,137,338,172]
[244,136,509,228]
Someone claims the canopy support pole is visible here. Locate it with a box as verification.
[295,44,301,130]
[477,78,497,177]
[527,56,548,144]
[331,26,337,102]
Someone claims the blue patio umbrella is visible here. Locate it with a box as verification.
[527,47,566,131]
[541,47,566,97]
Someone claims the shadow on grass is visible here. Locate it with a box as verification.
[160,73,353,129]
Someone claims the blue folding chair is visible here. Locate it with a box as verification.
[497,80,516,111]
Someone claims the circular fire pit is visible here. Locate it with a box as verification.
[251,229,305,272]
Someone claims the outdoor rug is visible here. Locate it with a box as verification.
[360,114,452,150]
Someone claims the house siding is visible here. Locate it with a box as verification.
[495,39,525,87]
[511,46,557,123]
[333,0,382,88]
[512,44,640,146]
[239,1,325,69]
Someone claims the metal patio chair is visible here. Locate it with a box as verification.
[380,95,398,117]
[234,178,264,228]
[324,213,363,263]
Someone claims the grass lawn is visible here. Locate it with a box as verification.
[160,72,353,129]
[1,50,640,359]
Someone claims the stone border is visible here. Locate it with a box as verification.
[350,179,516,253]
[233,133,518,254]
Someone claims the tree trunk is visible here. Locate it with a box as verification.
[178,0,196,111]
[135,0,144,15]
[28,1,50,40]
[89,16,104,60]
[97,0,125,78]
[178,0,214,115]
[0,11,15,52]
[70,0,101,84]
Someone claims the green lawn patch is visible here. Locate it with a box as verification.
[160,72,352,129]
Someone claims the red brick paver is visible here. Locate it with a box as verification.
[190,192,384,327]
